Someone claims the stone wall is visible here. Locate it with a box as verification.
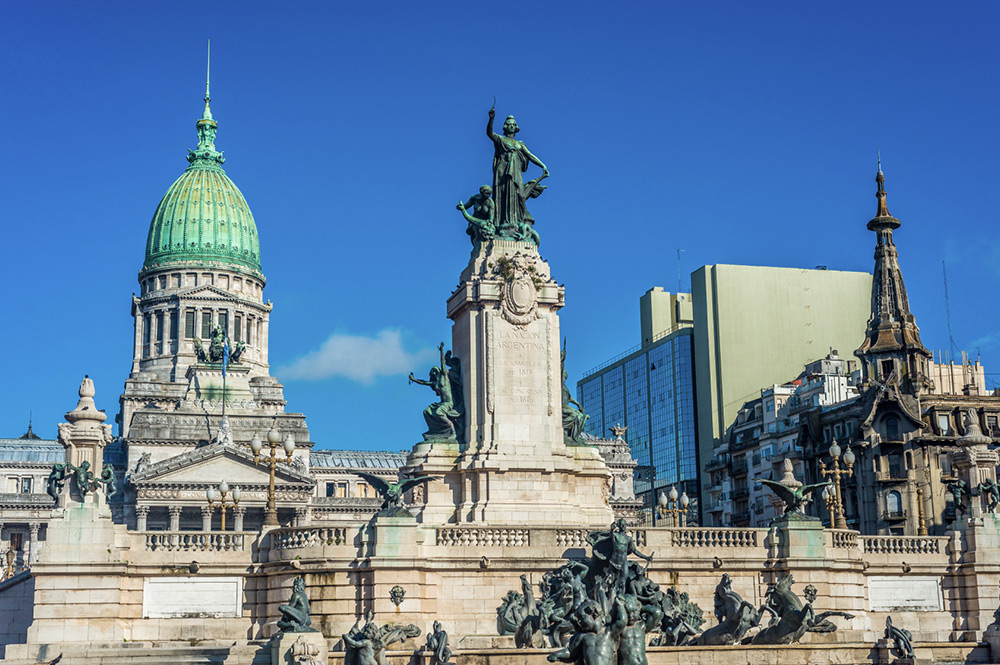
[0,572,34,658]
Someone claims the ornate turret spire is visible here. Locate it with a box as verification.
[855,162,932,394]
[188,40,225,166]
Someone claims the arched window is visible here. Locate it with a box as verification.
[885,416,899,441]
[887,491,902,514]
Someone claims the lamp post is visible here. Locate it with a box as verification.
[916,487,928,536]
[250,427,294,527]
[2,549,15,580]
[205,480,241,531]
[818,439,855,530]
[657,485,689,527]
[821,485,836,525]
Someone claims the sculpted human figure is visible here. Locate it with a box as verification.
[73,460,96,498]
[617,595,656,665]
[99,465,117,499]
[978,478,1000,512]
[694,574,760,646]
[487,106,549,240]
[277,577,316,633]
[885,616,914,660]
[561,343,590,446]
[457,186,497,245]
[343,623,380,665]
[802,584,853,633]
[409,343,461,442]
[947,478,969,515]
[587,518,652,598]
[46,463,68,505]
[426,621,455,665]
[209,324,226,362]
[547,599,622,665]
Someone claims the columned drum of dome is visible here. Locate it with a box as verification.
[140,77,262,278]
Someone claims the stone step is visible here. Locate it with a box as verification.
[1,643,271,665]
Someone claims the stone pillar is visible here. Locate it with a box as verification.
[168,505,182,532]
[27,523,39,565]
[294,507,309,527]
[136,505,149,531]
[233,506,245,531]
[57,377,112,482]
[201,505,213,531]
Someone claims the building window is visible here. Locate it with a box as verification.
[887,491,902,514]
[325,483,336,497]
[247,318,253,345]
[169,311,179,341]
[940,453,953,477]
[234,314,242,342]
[881,359,894,376]
[218,311,229,338]
[9,533,22,552]
[357,482,371,498]
[158,275,167,290]
[155,311,164,352]
[185,310,196,339]
[201,311,212,338]
[143,313,151,358]
[21,477,32,493]
[938,414,951,436]
[987,415,999,436]
[884,417,899,441]
[6,476,19,492]
[834,423,842,439]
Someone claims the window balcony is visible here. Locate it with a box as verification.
[880,510,906,521]
[731,487,750,499]
[730,460,748,475]
[730,511,751,525]
[875,471,907,483]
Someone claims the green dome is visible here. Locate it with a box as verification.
[142,94,261,275]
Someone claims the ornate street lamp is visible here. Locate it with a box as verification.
[818,439,855,529]
[249,426,294,527]
[205,480,241,531]
[657,485,689,526]
[2,549,16,579]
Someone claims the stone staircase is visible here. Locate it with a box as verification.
[0,641,271,665]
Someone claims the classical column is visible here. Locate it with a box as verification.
[201,505,213,531]
[28,523,40,565]
[136,505,149,531]
[168,505,182,531]
[233,506,245,531]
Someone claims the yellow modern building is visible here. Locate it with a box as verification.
[691,264,872,507]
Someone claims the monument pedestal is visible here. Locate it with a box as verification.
[405,239,612,528]
[271,631,328,665]
[772,514,826,561]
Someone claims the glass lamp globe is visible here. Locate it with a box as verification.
[829,440,841,459]
[206,486,216,502]
[219,480,229,495]
[658,491,668,509]
[250,435,263,455]
[232,486,242,503]
[267,427,282,445]
[669,485,679,502]
[283,434,296,456]
[843,447,856,467]
[680,492,689,508]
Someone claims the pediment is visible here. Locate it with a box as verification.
[131,443,314,487]
[178,284,242,301]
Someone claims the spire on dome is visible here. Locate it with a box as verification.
[188,39,225,166]
[874,154,892,219]
[202,39,213,122]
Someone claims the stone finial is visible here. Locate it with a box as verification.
[779,458,802,490]
[64,376,108,429]
[959,409,991,447]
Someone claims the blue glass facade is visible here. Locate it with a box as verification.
[577,330,699,516]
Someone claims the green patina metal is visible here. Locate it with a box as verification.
[141,51,262,276]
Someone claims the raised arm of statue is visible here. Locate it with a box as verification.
[521,145,548,176]
[487,107,498,141]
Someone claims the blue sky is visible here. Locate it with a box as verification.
[2,2,998,449]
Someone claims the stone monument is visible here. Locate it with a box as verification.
[403,106,613,527]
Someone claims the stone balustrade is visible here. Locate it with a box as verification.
[829,529,859,549]
[862,534,949,555]
[143,531,250,552]
[436,527,530,547]
[271,526,352,550]
[654,527,763,549]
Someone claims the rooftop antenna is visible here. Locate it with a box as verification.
[677,248,686,294]
[942,261,959,362]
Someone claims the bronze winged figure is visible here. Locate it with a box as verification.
[350,471,440,516]
[758,478,829,515]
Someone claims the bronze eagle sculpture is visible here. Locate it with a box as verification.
[758,478,829,515]
[349,471,440,517]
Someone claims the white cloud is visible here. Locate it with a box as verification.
[969,332,1000,352]
[278,330,435,385]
